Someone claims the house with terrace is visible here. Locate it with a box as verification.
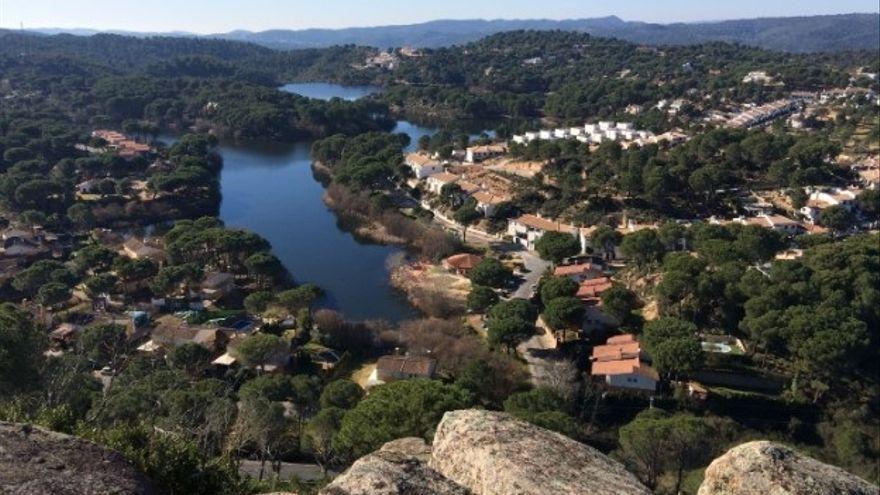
[800,187,861,225]
[465,144,507,163]
[405,152,444,180]
[507,214,589,253]
[590,334,658,392]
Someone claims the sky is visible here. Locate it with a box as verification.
[0,0,877,33]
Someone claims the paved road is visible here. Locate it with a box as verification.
[511,250,550,300]
[517,319,561,387]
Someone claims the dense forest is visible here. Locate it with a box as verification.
[375,30,877,122]
[0,32,391,140]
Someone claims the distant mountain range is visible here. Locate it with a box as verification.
[28,13,880,53]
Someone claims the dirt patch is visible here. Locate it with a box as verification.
[390,262,470,316]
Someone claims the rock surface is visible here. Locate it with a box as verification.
[0,422,159,495]
[320,437,470,495]
[429,409,650,495]
[699,440,879,495]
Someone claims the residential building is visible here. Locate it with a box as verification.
[743,214,805,235]
[121,238,165,264]
[91,129,152,159]
[442,253,483,276]
[369,355,437,386]
[405,153,444,179]
[742,71,773,84]
[576,277,613,300]
[726,100,799,128]
[471,191,509,216]
[590,334,658,392]
[142,324,229,354]
[426,172,459,195]
[49,323,81,348]
[625,104,643,115]
[553,263,603,283]
[507,214,588,253]
[800,188,860,224]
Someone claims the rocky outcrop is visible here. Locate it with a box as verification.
[429,410,650,495]
[322,409,649,495]
[323,411,880,495]
[321,437,470,495]
[0,422,159,495]
[699,440,879,495]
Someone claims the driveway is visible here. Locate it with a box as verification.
[517,318,561,387]
[511,249,550,300]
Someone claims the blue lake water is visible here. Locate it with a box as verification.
[279,82,378,101]
[213,83,435,321]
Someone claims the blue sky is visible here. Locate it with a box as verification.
[0,0,877,33]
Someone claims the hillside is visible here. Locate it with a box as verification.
[29,13,880,53]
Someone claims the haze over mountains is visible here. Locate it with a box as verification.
[27,13,880,53]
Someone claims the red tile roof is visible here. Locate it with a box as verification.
[442,253,483,271]
[554,263,601,277]
[576,277,613,299]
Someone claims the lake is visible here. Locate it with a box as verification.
[278,82,378,102]
[215,83,436,321]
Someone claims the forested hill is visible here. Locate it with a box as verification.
[214,13,880,53]
[0,31,375,83]
[30,13,877,53]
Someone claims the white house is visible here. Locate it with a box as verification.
[538,130,554,140]
[598,121,615,131]
[465,144,507,163]
[426,172,459,195]
[553,128,569,139]
[811,188,859,210]
[743,214,804,235]
[472,191,509,217]
[615,122,634,131]
[743,71,773,84]
[800,188,860,224]
[524,131,539,142]
[512,135,527,144]
[507,214,588,252]
[405,153,444,179]
[584,124,598,134]
[569,127,584,136]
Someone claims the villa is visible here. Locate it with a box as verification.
[405,152,444,179]
[507,214,589,252]
[590,334,658,392]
